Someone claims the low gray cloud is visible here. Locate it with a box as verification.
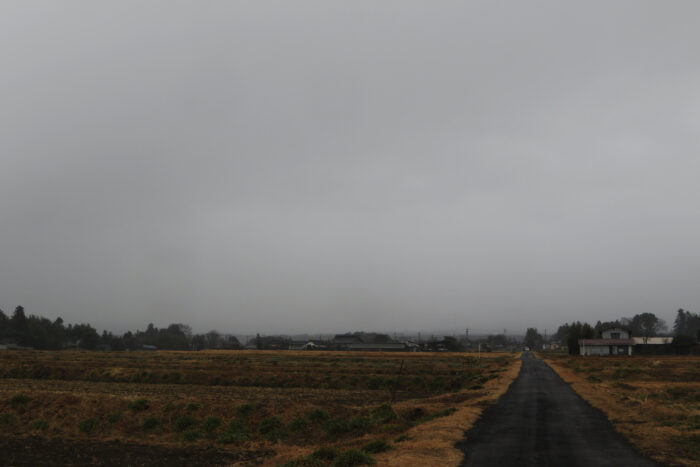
[1,1,699,334]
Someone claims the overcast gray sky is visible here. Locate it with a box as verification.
[1,1,699,335]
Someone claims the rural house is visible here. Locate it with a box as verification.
[579,327,634,356]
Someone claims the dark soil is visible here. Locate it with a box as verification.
[0,436,272,466]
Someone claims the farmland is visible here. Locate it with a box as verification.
[0,350,521,466]
[540,353,700,467]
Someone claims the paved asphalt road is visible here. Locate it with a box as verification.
[458,352,662,467]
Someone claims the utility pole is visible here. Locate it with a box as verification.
[465,328,469,342]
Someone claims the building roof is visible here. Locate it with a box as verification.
[579,339,634,345]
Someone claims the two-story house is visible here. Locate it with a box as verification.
[578,327,634,356]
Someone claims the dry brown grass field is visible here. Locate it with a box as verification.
[539,352,700,467]
[0,350,521,466]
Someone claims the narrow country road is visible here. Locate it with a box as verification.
[458,352,662,467]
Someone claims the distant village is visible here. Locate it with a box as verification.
[1,306,698,355]
[244,332,511,353]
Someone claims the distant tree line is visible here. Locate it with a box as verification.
[673,308,700,340]
[482,333,519,350]
[553,322,595,355]
[0,305,240,351]
[524,328,543,350]
[555,310,700,355]
[250,333,291,350]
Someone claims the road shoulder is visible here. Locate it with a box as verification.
[539,353,697,467]
[374,353,522,467]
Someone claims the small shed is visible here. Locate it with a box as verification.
[288,341,321,350]
[632,336,675,355]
